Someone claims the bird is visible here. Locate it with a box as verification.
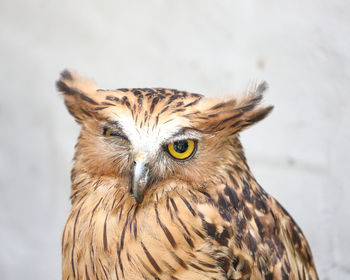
[57,69,318,280]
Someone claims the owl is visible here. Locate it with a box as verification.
[57,70,318,280]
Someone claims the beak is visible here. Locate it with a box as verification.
[130,154,150,203]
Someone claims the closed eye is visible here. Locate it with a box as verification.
[102,127,129,141]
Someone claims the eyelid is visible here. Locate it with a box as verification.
[165,130,201,145]
[166,136,199,145]
[163,133,201,146]
[102,126,129,141]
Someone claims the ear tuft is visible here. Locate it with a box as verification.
[56,69,100,123]
[56,69,76,96]
[191,81,273,134]
[56,69,98,95]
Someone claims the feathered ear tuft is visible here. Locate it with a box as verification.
[191,81,273,134]
[56,69,100,123]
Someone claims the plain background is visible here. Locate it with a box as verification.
[1,1,349,279]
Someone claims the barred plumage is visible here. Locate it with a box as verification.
[57,70,318,280]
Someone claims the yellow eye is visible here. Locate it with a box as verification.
[167,140,196,160]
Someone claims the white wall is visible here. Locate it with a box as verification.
[1,1,349,279]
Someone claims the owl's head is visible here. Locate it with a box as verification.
[57,70,272,204]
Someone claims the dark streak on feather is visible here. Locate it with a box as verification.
[155,204,177,248]
[189,263,206,272]
[71,207,81,279]
[98,258,109,279]
[210,99,236,110]
[170,252,187,269]
[122,96,131,110]
[93,106,108,111]
[120,205,134,250]
[242,180,253,203]
[80,93,99,105]
[170,198,178,212]
[220,112,244,126]
[183,234,194,248]
[172,108,185,113]
[85,265,90,280]
[243,206,252,220]
[224,184,240,211]
[118,205,124,222]
[227,170,240,188]
[159,106,169,115]
[150,97,159,114]
[141,242,162,273]
[254,216,264,240]
[255,196,268,213]
[103,214,109,251]
[192,227,205,239]
[115,266,119,280]
[165,94,180,105]
[179,196,196,216]
[117,243,124,277]
[217,193,232,221]
[291,225,302,249]
[106,95,120,103]
[166,198,174,220]
[184,97,202,107]
[56,80,79,96]
[101,101,116,106]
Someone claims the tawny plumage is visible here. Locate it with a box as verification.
[57,70,318,280]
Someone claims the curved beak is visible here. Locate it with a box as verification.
[130,154,150,203]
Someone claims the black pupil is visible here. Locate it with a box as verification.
[173,140,189,153]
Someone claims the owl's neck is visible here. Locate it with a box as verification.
[222,136,263,194]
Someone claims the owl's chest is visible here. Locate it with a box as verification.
[62,195,214,279]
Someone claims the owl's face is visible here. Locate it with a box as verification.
[58,70,272,204]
